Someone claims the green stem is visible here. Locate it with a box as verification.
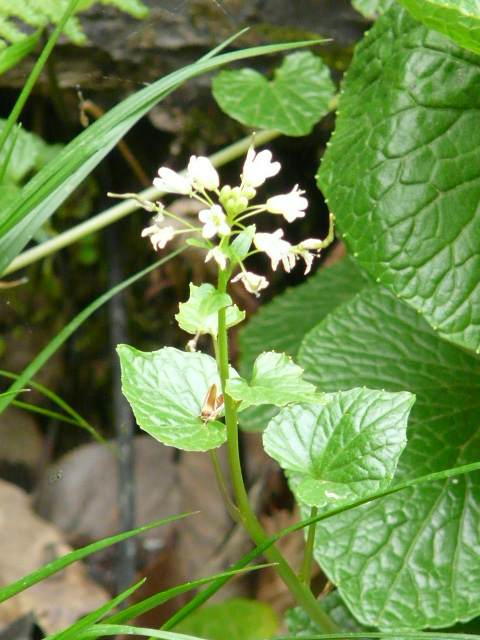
[299,506,317,586]
[215,271,339,635]
[209,449,241,523]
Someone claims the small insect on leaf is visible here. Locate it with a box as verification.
[201,383,224,422]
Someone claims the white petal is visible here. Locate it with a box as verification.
[242,148,281,188]
[153,167,191,194]
[188,155,220,190]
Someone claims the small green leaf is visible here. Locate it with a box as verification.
[226,351,322,410]
[397,0,480,55]
[230,224,255,265]
[212,51,335,136]
[117,345,229,451]
[176,283,244,338]
[264,388,413,508]
[173,598,278,640]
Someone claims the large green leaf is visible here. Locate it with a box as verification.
[298,285,480,629]
[118,345,228,451]
[237,256,369,431]
[396,0,480,55]
[317,5,480,354]
[0,38,321,275]
[264,388,413,508]
[212,51,335,136]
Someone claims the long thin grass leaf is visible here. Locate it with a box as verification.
[68,624,205,640]
[0,369,112,449]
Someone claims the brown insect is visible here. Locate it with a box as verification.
[200,383,224,422]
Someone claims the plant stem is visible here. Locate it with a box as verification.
[299,506,318,586]
[215,271,339,635]
[209,449,241,523]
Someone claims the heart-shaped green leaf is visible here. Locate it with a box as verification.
[212,51,335,136]
[317,5,480,353]
[397,0,480,55]
[117,345,227,451]
[299,285,480,629]
[176,283,244,338]
[264,388,413,508]
[226,351,323,411]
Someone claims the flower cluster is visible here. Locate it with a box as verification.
[115,145,333,297]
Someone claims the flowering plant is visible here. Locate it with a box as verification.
[112,142,415,634]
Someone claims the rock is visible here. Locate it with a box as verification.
[0,480,109,634]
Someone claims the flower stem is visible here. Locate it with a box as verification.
[299,506,318,586]
[215,271,339,635]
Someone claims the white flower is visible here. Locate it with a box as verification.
[231,271,269,297]
[188,156,219,191]
[242,148,281,188]
[141,224,175,250]
[153,167,192,195]
[266,185,308,223]
[199,205,231,239]
[254,229,297,272]
[205,246,228,271]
